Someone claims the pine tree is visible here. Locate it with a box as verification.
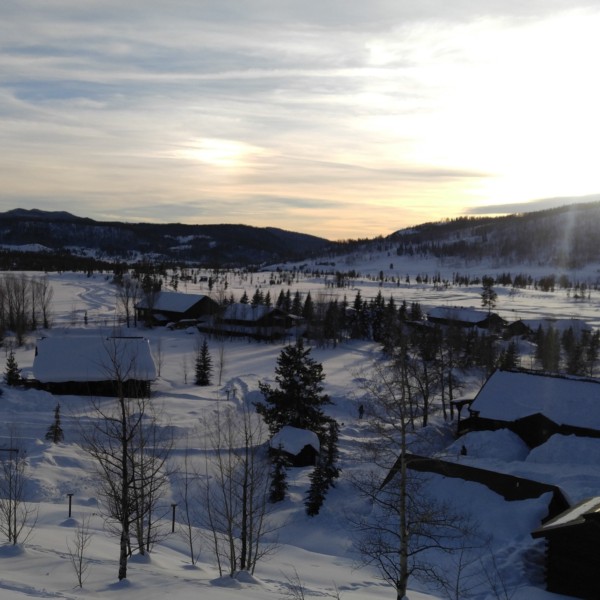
[499,340,519,370]
[290,291,302,316]
[4,350,20,386]
[256,339,331,435]
[269,447,289,503]
[251,288,264,307]
[481,276,498,314]
[195,338,213,386]
[305,420,340,516]
[45,403,65,443]
[256,341,340,511]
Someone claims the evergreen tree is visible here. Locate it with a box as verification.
[275,289,286,310]
[45,403,64,443]
[499,340,519,370]
[305,419,340,516]
[269,447,289,503]
[481,276,498,314]
[264,290,272,308]
[302,292,314,323]
[239,290,249,304]
[256,339,332,435]
[251,288,264,307]
[291,291,303,316]
[195,338,213,386]
[256,340,340,512]
[323,300,341,346]
[4,350,20,386]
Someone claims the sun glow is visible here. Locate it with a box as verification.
[175,138,262,168]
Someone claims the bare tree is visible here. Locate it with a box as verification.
[82,338,168,580]
[0,429,37,545]
[173,438,203,566]
[154,338,164,378]
[199,401,277,576]
[217,343,226,386]
[67,515,94,588]
[351,358,480,600]
[1,274,31,345]
[115,275,140,328]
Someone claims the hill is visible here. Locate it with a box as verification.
[0,209,332,267]
[4,201,600,272]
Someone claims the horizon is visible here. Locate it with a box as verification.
[1,1,600,239]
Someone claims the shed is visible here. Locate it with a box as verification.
[532,497,600,598]
[32,335,156,397]
[135,291,218,326]
[270,426,320,467]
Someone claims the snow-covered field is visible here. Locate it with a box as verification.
[2,250,596,600]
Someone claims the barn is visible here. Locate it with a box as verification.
[32,335,157,397]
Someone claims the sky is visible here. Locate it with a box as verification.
[1,1,600,241]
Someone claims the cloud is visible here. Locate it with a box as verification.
[1,1,600,238]
[468,194,600,216]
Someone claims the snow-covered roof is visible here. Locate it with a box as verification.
[427,306,492,323]
[33,336,157,382]
[470,370,600,430]
[222,303,278,322]
[270,426,320,455]
[533,497,600,534]
[515,318,591,334]
[136,291,210,313]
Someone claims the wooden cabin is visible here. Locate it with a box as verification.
[32,335,156,397]
[135,291,218,326]
[532,497,600,599]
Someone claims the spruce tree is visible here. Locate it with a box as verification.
[305,419,340,516]
[45,403,65,443]
[269,447,289,503]
[195,338,213,386]
[256,340,340,511]
[4,350,20,386]
[256,339,331,435]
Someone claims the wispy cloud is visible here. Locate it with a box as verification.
[1,1,599,239]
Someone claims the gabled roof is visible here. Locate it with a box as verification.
[222,303,288,322]
[532,496,600,536]
[33,336,156,382]
[270,426,320,454]
[513,317,591,335]
[427,306,497,324]
[469,369,600,430]
[135,291,211,313]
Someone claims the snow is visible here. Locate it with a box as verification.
[469,369,600,429]
[540,497,600,529]
[0,253,596,600]
[32,334,157,382]
[135,290,209,312]
[427,306,492,324]
[270,426,320,454]
[222,303,273,321]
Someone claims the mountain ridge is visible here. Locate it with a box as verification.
[3,201,600,270]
